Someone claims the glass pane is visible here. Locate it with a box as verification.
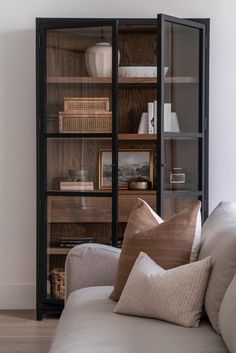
[47,137,112,192]
[47,196,112,299]
[46,26,113,133]
[118,191,156,246]
[118,24,157,134]
[117,24,158,244]
[163,196,200,220]
[164,22,200,133]
[164,138,200,192]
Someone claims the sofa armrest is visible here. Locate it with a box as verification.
[65,243,121,301]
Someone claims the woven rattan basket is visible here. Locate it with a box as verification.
[64,97,109,113]
[59,112,112,133]
[50,268,65,300]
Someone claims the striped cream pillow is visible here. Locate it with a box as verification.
[114,252,211,327]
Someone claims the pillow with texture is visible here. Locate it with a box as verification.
[114,252,211,328]
[110,200,201,301]
[198,201,236,332]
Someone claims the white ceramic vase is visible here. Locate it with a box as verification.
[85,42,120,77]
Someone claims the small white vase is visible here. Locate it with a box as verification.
[85,42,120,77]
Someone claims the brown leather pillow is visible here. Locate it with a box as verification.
[110,200,201,301]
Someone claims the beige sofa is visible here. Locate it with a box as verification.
[49,202,236,353]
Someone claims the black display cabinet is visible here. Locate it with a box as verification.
[36,15,210,319]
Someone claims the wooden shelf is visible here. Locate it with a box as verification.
[46,133,202,141]
[118,133,202,140]
[163,190,203,199]
[164,132,203,140]
[47,132,112,139]
[47,190,112,197]
[118,133,156,140]
[119,189,156,195]
[47,189,156,195]
[48,247,70,255]
[47,76,198,85]
[48,76,111,84]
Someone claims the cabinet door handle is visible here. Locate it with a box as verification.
[161,163,166,167]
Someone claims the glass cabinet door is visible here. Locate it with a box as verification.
[157,15,206,219]
[40,21,117,301]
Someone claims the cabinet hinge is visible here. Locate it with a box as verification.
[38,33,41,47]
[204,117,207,131]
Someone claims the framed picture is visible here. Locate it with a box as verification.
[99,149,153,189]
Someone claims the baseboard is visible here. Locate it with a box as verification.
[0,283,36,309]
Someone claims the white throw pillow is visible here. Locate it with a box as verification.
[114,252,211,327]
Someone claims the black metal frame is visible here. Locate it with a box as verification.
[36,18,118,320]
[36,16,210,319]
[157,14,209,219]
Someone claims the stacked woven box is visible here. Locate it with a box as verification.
[59,97,112,133]
[49,268,65,300]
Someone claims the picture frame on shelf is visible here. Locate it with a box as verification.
[99,149,153,189]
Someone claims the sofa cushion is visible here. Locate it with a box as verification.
[198,201,236,332]
[219,274,236,353]
[49,286,228,353]
[114,252,211,327]
[111,200,201,301]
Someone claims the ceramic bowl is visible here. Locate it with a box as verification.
[118,66,169,77]
[128,176,151,190]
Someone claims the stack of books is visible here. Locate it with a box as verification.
[138,101,180,134]
[58,237,94,248]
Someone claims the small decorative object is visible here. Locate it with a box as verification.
[164,103,172,132]
[148,102,154,134]
[118,66,169,77]
[170,112,180,132]
[146,101,157,134]
[68,166,88,182]
[128,175,151,190]
[99,149,153,189]
[49,268,65,300]
[170,168,186,184]
[85,43,120,77]
[164,104,180,132]
[153,100,157,133]
[60,181,94,191]
[137,112,148,134]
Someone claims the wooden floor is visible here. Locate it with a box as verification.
[0,310,58,353]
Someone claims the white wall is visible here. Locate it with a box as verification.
[0,0,236,309]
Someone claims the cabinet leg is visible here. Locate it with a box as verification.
[36,307,43,321]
